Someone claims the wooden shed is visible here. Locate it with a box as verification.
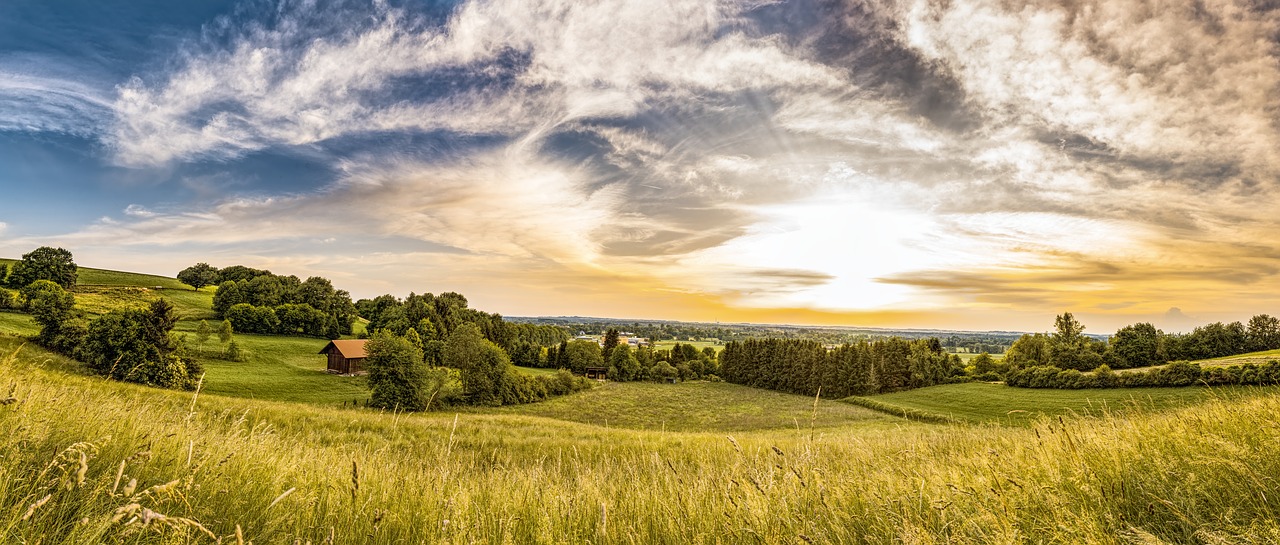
[319,339,369,375]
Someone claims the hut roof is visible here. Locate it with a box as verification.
[319,339,368,359]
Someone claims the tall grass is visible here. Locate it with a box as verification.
[3,337,1280,543]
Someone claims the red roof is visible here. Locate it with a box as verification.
[319,339,368,359]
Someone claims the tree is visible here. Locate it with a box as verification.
[1049,312,1093,370]
[563,340,604,374]
[8,247,77,289]
[78,298,197,389]
[218,319,234,344]
[1247,314,1280,352]
[195,320,212,347]
[365,330,430,411]
[23,280,83,353]
[602,328,620,361]
[971,352,997,376]
[1109,323,1164,369]
[443,323,513,406]
[607,343,641,381]
[177,263,220,291]
[1004,333,1049,369]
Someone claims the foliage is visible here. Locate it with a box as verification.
[606,343,641,381]
[23,280,85,353]
[195,320,212,346]
[1006,359,1280,389]
[364,330,435,411]
[217,319,233,344]
[0,286,17,309]
[224,340,247,362]
[601,327,619,361]
[443,323,513,406]
[6,246,78,289]
[562,340,603,374]
[1108,322,1164,369]
[176,263,220,291]
[77,299,200,390]
[719,337,962,397]
[213,271,355,336]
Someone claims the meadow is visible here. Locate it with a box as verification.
[851,381,1279,425]
[3,264,1280,542]
[4,336,1280,543]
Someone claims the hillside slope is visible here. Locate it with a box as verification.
[3,336,1280,543]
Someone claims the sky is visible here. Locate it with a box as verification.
[1,0,1278,333]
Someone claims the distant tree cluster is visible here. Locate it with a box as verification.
[718,337,966,397]
[539,336,717,382]
[206,265,356,339]
[1002,312,1280,375]
[364,325,592,410]
[1007,360,1280,389]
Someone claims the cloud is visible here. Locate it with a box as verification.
[0,71,114,136]
[9,0,1280,331]
[889,0,1280,182]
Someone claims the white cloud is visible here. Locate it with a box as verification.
[0,71,114,136]
[892,0,1280,179]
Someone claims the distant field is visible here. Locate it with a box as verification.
[76,266,191,289]
[651,339,724,353]
[513,365,560,377]
[951,352,1005,361]
[853,382,1279,425]
[490,380,888,432]
[1193,348,1280,366]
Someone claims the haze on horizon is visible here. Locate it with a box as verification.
[0,0,1277,333]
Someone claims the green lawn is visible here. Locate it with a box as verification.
[491,380,889,432]
[174,324,368,406]
[652,339,724,353]
[76,266,192,289]
[0,311,37,337]
[853,381,1279,425]
[951,351,1005,361]
[513,365,560,377]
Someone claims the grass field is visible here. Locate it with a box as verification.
[175,327,369,406]
[490,380,889,432]
[852,381,1279,425]
[651,339,724,353]
[4,336,1280,543]
[0,311,36,337]
[951,351,1005,361]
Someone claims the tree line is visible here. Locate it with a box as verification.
[1006,360,1280,389]
[718,337,966,398]
[363,325,593,410]
[534,331,719,382]
[1002,312,1280,372]
[204,264,358,339]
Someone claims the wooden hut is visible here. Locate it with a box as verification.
[585,366,608,380]
[319,339,369,375]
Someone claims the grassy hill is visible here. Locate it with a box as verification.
[491,380,889,432]
[5,263,1280,541]
[849,382,1279,425]
[4,336,1280,543]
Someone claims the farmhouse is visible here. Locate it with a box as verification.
[319,339,368,375]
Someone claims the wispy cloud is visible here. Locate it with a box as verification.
[0,71,114,136]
